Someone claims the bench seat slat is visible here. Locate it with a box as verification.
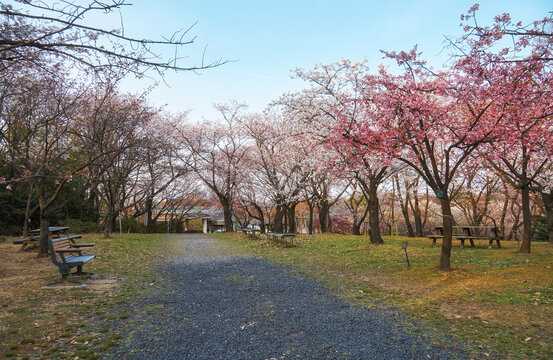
[64,255,95,264]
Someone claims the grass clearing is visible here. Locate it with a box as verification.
[215,232,553,359]
[0,233,175,359]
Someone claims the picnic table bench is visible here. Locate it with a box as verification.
[14,226,94,250]
[48,237,95,281]
[428,225,502,248]
[265,231,296,247]
[242,228,262,238]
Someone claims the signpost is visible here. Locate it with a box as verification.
[401,241,410,268]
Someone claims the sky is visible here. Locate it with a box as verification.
[109,0,552,121]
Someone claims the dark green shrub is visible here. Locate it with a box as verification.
[63,218,101,233]
[120,216,142,233]
[532,215,548,242]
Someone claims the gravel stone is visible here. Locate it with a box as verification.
[107,233,466,359]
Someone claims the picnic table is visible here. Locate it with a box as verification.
[14,226,93,251]
[242,228,262,239]
[428,225,502,248]
[266,231,296,247]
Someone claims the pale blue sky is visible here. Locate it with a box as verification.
[114,1,552,121]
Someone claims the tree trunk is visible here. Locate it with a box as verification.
[367,178,383,244]
[395,176,415,237]
[499,184,510,241]
[37,182,49,256]
[104,209,113,238]
[318,200,330,233]
[518,184,532,253]
[307,200,314,234]
[439,197,454,271]
[221,197,234,232]
[287,203,297,233]
[538,191,553,245]
[352,202,369,236]
[273,205,285,232]
[22,183,34,238]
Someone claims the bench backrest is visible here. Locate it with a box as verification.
[48,238,72,265]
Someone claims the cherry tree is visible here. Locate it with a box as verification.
[0,0,224,76]
[457,6,553,252]
[331,47,506,269]
[240,111,312,233]
[0,67,89,254]
[288,60,390,242]
[178,102,248,232]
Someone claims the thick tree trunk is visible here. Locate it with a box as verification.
[145,197,155,233]
[318,200,330,233]
[352,212,360,235]
[518,184,532,253]
[367,179,383,244]
[253,203,266,234]
[439,197,454,271]
[287,203,297,233]
[273,205,285,233]
[221,197,234,232]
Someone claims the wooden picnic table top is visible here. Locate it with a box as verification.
[29,226,69,234]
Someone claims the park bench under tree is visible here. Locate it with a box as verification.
[48,237,95,281]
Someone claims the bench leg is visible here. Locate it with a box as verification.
[460,239,465,248]
[71,265,93,276]
[432,238,436,247]
[496,239,501,248]
[470,239,475,247]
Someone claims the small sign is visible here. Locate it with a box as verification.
[435,189,446,199]
[401,241,408,250]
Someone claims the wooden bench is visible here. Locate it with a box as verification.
[265,232,296,247]
[48,237,95,281]
[428,226,503,248]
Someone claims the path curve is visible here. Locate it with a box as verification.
[108,233,464,360]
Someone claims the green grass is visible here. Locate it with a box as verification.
[215,232,553,360]
[0,233,175,359]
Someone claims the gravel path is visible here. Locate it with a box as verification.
[108,233,465,359]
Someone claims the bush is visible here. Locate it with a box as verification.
[63,218,101,233]
[120,216,142,233]
[532,215,549,242]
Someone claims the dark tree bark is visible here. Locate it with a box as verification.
[307,198,314,234]
[287,203,297,233]
[539,191,553,245]
[317,200,331,233]
[439,197,454,271]
[519,183,532,253]
[358,173,385,244]
[220,197,234,232]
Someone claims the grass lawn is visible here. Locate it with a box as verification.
[215,232,553,360]
[0,234,174,360]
